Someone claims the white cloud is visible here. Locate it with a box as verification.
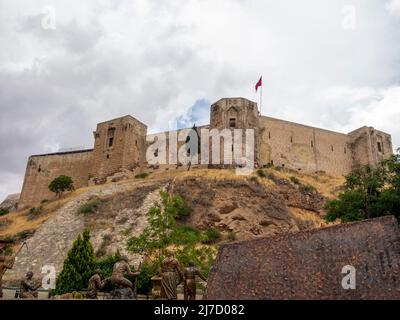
[386,0,400,17]
[0,0,399,201]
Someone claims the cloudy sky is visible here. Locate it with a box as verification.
[0,0,400,201]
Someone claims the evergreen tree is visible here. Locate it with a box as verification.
[54,229,96,295]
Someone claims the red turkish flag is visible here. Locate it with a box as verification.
[255,76,262,92]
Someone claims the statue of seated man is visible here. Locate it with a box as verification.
[19,271,41,299]
[110,256,139,290]
[86,269,105,299]
[183,261,207,300]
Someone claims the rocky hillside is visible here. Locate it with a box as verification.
[0,167,344,284]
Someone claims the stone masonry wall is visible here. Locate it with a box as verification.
[18,150,93,209]
[260,116,354,175]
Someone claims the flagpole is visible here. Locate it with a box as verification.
[260,83,263,115]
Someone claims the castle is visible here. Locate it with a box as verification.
[18,97,393,209]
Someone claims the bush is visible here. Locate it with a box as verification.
[54,229,97,295]
[249,176,258,182]
[325,153,400,223]
[290,176,300,185]
[135,172,150,179]
[48,175,74,198]
[170,226,201,245]
[136,261,158,295]
[79,198,101,214]
[200,228,221,244]
[168,194,192,218]
[228,232,237,242]
[96,251,122,279]
[0,208,9,216]
[256,169,267,178]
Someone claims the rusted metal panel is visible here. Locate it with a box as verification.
[204,216,400,300]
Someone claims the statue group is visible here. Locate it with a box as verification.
[1,244,206,300]
[87,251,207,300]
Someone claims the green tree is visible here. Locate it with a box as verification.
[326,149,400,223]
[54,229,96,295]
[48,175,74,198]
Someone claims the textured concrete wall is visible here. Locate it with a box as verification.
[18,150,92,209]
[204,216,400,300]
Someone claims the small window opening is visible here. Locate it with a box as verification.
[331,145,334,152]
[154,149,159,157]
[106,154,110,159]
[290,136,293,143]
[108,137,114,148]
[344,147,347,154]
[38,166,41,173]
[271,160,274,166]
[229,118,236,128]
[269,132,271,139]
[377,142,382,153]
[311,140,314,148]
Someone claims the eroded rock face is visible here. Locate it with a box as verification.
[171,177,327,240]
[204,216,400,300]
[0,193,20,212]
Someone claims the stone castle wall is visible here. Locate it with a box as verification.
[259,116,354,175]
[17,97,394,209]
[18,150,93,208]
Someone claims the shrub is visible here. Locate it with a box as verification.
[78,198,101,214]
[256,169,267,178]
[48,175,74,198]
[325,152,400,223]
[249,176,258,182]
[0,208,9,216]
[200,228,221,244]
[136,261,158,295]
[228,232,237,242]
[135,172,150,179]
[96,250,122,279]
[3,246,13,256]
[54,229,96,295]
[301,184,316,193]
[290,176,300,185]
[170,226,201,245]
[168,194,192,218]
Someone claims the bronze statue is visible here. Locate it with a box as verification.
[0,242,15,299]
[111,256,139,289]
[160,250,184,300]
[19,271,41,299]
[183,261,207,300]
[86,269,104,299]
[106,255,140,299]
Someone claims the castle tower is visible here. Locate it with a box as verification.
[209,97,261,167]
[90,115,147,181]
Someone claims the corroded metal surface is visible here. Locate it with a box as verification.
[204,216,400,300]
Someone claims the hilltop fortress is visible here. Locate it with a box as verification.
[18,97,393,208]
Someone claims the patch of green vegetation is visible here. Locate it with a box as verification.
[228,232,237,242]
[135,172,150,179]
[290,176,300,185]
[170,226,201,245]
[200,228,221,244]
[78,198,102,214]
[249,176,258,182]
[256,169,267,178]
[0,208,9,216]
[326,151,400,223]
